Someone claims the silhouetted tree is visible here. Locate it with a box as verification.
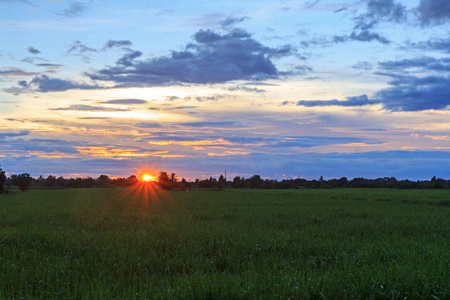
[11,173,33,192]
[97,175,110,186]
[249,175,263,189]
[158,172,169,182]
[127,175,139,185]
[218,174,225,190]
[45,175,57,187]
[158,171,178,190]
[170,173,177,182]
[232,176,242,188]
[56,176,66,187]
[0,167,6,194]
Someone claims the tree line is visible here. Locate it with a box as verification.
[0,166,448,193]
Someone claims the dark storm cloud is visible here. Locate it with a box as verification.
[98,99,147,105]
[0,130,29,139]
[416,0,450,25]
[56,1,88,18]
[297,95,379,107]
[49,104,129,112]
[27,46,40,55]
[12,74,101,93]
[87,28,294,86]
[103,40,133,50]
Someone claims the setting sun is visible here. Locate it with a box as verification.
[142,174,156,182]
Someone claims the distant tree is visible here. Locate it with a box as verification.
[97,175,110,186]
[127,175,139,185]
[45,175,57,187]
[170,173,177,182]
[218,174,225,190]
[35,175,45,187]
[158,171,177,190]
[338,177,348,188]
[0,167,6,194]
[56,176,66,187]
[158,172,169,182]
[249,175,263,189]
[11,173,33,192]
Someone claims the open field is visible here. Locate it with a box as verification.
[0,186,449,299]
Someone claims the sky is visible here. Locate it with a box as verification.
[0,0,449,180]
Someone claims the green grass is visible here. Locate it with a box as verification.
[0,187,449,299]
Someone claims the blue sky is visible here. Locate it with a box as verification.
[0,0,449,180]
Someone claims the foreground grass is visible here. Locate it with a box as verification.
[0,187,449,299]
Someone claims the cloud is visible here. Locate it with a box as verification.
[87,28,294,86]
[334,0,407,44]
[67,41,96,54]
[98,99,147,105]
[49,104,129,112]
[0,68,38,76]
[103,40,133,50]
[407,37,450,53]
[27,46,40,55]
[297,95,379,107]
[135,122,163,128]
[351,61,374,70]
[10,74,101,93]
[297,73,450,112]
[56,1,88,18]
[374,74,450,111]
[416,0,450,25]
[378,56,450,72]
[116,50,143,66]
[334,30,390,44]
[35,63,64,68]
[185,94,230,102]
[0,138,80,154]
[219,16,249,28]
[0,130,30,139]
[177,121,239,128]
[145,134,377,149]
[66,41,97,63]
[227,86,266,93]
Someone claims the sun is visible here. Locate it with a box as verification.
[142,174,155,182]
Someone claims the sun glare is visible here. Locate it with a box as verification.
[142,174,155,182]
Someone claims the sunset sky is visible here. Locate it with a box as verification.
[1,0,449,180]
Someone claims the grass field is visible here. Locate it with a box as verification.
[0,186,449,299]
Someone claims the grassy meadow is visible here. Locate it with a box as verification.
[0,186,449,299]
